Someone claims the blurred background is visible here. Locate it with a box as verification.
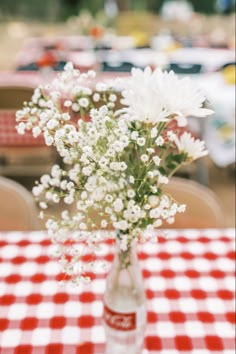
[0,0,235,228]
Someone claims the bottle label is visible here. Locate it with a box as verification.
[103,304,136,331]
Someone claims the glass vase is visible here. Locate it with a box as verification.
[103,237,147,354]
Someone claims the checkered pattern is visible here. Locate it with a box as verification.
[0,111,45,147]
[0,229,235,354]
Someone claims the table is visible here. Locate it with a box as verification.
[0,229,235,354]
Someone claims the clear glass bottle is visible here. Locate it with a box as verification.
[103,239,146,354]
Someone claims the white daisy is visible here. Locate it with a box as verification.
[119,67,170,124]
[174,132,208,160]
[117,67,213,124]
[154,69,214,118]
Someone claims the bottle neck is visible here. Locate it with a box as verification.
[115,237,138,270]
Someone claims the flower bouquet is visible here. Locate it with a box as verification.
[16,64,213,352]
[16,63,213,283]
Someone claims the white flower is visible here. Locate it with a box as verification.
[151,127,158,138]
[16,122,26,135]
[141,154,149,163]
[129,176,135,184]
[175,115,188,127]
[105,194,113,203]
[79,222,87,230]
[91,187,104,202]
[40,174,51,185]
[32,185,44,197]
[174,132,208,160]
[64,195,74,204]
[160,195,170,208]
[167,131,177,142]
[64,100,72,107]
[82,166,93,176]
[114,220,129,231]
[120,162,128,171]
[154,219,162,227]
[61,210,69,220]
[131,131,139,140]
[158,175,169,184]
[137,137,146,146]
[81,191,88,200]
[178,204,186,213]
[99,157,109,168]
[147,171,154,178]
[153,156,161,166]
[150,185,158,193]
[147,148,155,154]
[78,97,89,108]
[149,208,161,219]
[117,67,213,124]
[72,103,80,112]
[52,194,60,203]
[144,204,151,210]
[101,220,108,228]
[44,134,54,146]
[109,94,117,102]
[39,201,48,209]
[127,189,135,198]
[155,136,164,146]
[113,198,124,212]
[93,93,100,102]
[110,162,119,171]
[155,70,214,118]
[32,126,41,137]
[148,195,160,207]
[61,113,70,121]
[167,217,175,224]
[119,67,170,124]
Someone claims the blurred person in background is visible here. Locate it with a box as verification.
[160,0,194,21]
[104,0,118,18]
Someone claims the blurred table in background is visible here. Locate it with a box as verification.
[14,35,235,73]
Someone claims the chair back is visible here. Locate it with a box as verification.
[0,86,34,109]
[162,177,225,228]
[0,176,39,231]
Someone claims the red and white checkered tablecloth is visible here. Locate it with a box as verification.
[0,229,235,354]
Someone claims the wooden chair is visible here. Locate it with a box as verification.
[0,86,58,176]
[162,177,225,228]
[0,86,34,109]
[0,176,39,231]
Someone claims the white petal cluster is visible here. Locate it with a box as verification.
[174,131,208,160]
[117,66,214,124]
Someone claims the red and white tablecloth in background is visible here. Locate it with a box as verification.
[0,229,235,354]
[0,111,45,147]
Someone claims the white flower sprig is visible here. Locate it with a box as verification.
[16,63,213,284]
